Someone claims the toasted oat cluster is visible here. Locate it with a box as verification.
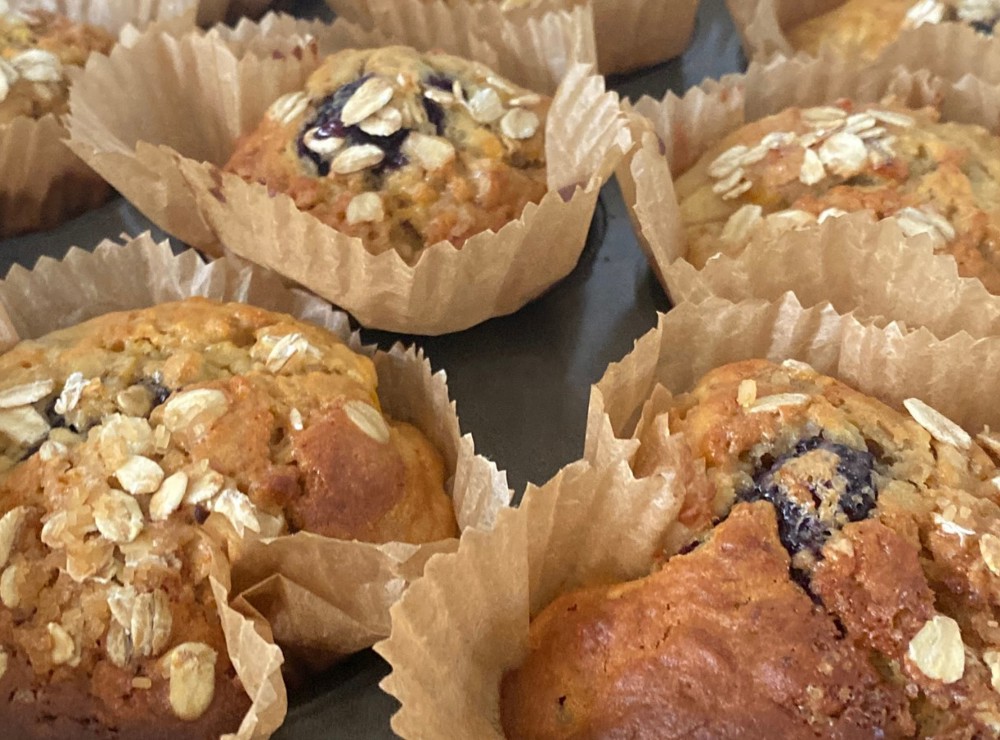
[676,100,1000,292]
[788,0,1000,59]
[0,298,455,738]
[0,0,114,124]
[502,360,1000,737]
[224,46,549,263]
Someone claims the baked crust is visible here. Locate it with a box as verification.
[502,360,1000,737]
[0,298,455,737]
[224,46,549,262]
[676,100,1000,293]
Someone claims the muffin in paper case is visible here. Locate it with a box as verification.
[66,17,631,334]
[326,0,697,78]
[376,293,1000,738]
[0,233,511,678]
[618,50,1000,321]
[726,0,1000,63]
[0,0,197,236]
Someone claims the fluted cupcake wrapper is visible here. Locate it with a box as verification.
[0,233,511,731]
[618,51,1000,332]
[66,18,630,334]
[0,0,197,237]
[327,0,698,78]
[377,294,1000,738]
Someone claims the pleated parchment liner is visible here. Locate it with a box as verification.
[618,51,1000,319]
[326,0,596,93]
[66,16,631,334]
[0,235,511,710]
[0,0,197,237]
[376,293,1000,738]
[671,212,1000,341]
[326,0,698,78]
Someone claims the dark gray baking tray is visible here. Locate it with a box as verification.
[0,1,744,735]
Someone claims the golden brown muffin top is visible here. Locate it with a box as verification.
[0,298,453,732]
[0,1,114,123]
[503,360,1000,737]
[224,46,549,261]
[677,99,1000,292]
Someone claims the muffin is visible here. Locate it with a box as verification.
[0,1,115,124]
[501,358,1000,737]
[224,46,550,264]
[787,0,1000,59]
[675,99,1000,293]
[0,297,455,738]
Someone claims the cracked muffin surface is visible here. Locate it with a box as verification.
[0,297,455,738]
[501,359,1000,738]
[224,45,550,263]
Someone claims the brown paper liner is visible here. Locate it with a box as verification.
[75,31,627,333]
[0,0,198,236]
[376,294,1000,738]
[328,0,697,77]
[67,20,630,334]
[670,212,1000,341]
[618,52,1000,330]
[0,234,511,683]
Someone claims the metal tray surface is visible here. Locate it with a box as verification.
[0,1,744,735]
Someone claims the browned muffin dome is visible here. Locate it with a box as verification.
[224,46,549,263]
[502,359,1000,738]
[0,298,455,738]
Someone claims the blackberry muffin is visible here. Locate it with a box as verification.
[223,46,550,263]
[787,0,1000,59]
[0,0,115,124]
[676,99,1000,293]
[502,359,1000,737]
[0,298,455,738]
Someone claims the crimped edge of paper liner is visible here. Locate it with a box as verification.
[0,234,511,683]
[585,293,1000,469]
[723,0,837,61]
[328,0,698,79]
[0,0,199,236]
[372,293,1000,739]
[375,457,680,739]
[665,211,1000,341]
[180,62,629,334]
[327,0,596,93]
[195,0,272,27]
[617,51,1000,326]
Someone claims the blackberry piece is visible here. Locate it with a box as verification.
[141,378,172,408]
[297,74,414,176]
[739,436,877,560]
